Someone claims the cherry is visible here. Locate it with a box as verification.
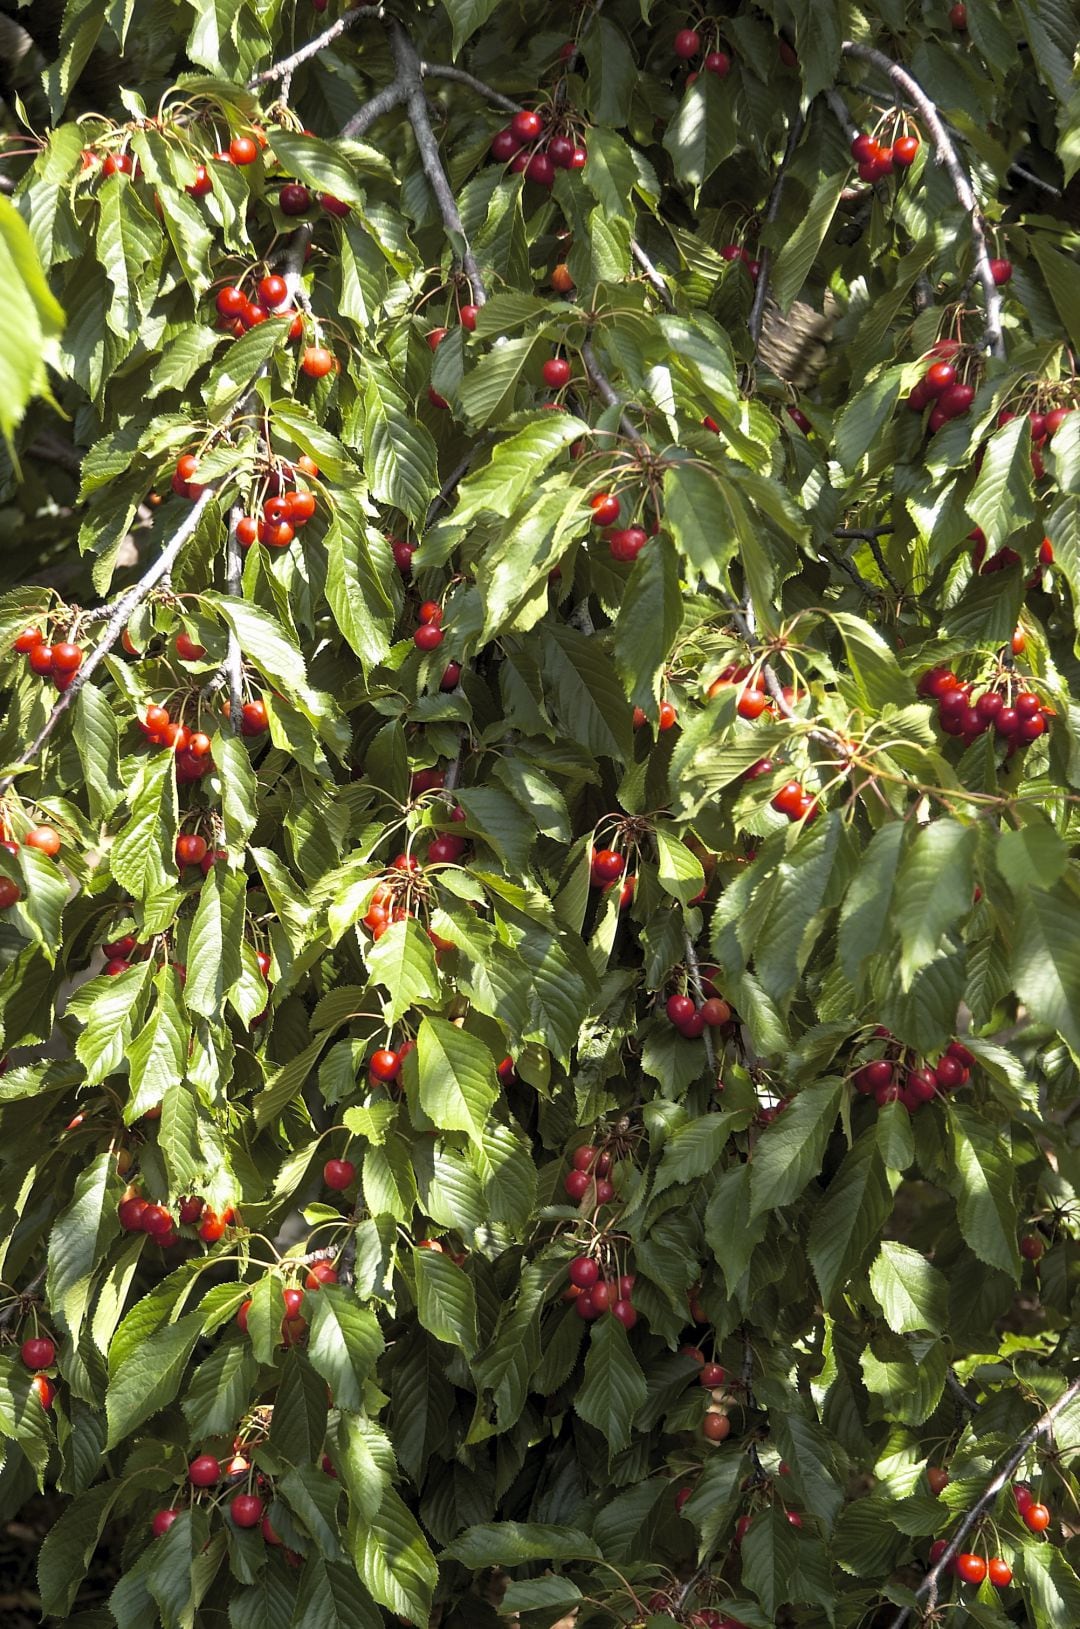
[301,345,334,378]
[490,129,520,162]
[279,183,312,215]
[414,623,444,651]
[949,1,967,25]
[0,878,20,911]
[151,1509,181,1538]
[511,109,544,142]
[704,50,731,76]
[185,164,212,197]
[175,632,206,662]
[564,1169,591,1201]
[612,1299,637,1328]
[988,1558,1012,1588]
[369,1048,401,1081]
[542,356,571,389]
[306,1260,338,1289]
[609,526,647,562]
[258,274,288,308]
[939,382,974,418]
[13,626,44,652]
[118,1196,148,1231]
[188,1454,221,1487]
[989,257,1012,285]
[438,662,462,693]
[1023,1502,1050,1532]
[25,826,61,858]
[28,643,55,675]
[215,284,247,319]
[429,834,465,862]
[176,834,209,868]
[241,699,269,735]
[666,993,696,1027]
[262,1514,283,1544]
[924,362,956,396]
[228,133,258,164]
[459,303,479,330]
[141,1204,174,1239]
[771,781,804,817]
[391,539,416,572]
[700,1362,725,1386]
[283,490,316,527]
[32,1375,55,1409]
[571,1146,599,1172]
[230,1493,264,1527]
[321,193,350,216]
[933,1054,965,1090]
[20,1336,55,1369]
[893,135,920,166]
[547,135,575,169]
[1014,1483,1033,1513]
[590,492,620,526]
[591,849,625,883]
[102,152,133,177]
[570,146,588,171]
[702,1412,731,1440]
[955,1554,986,1585]
[927,1466,949,1495]
[418,600,443,624]
[674,27,701,59]
[198,1210,227,1242]
[525,152,555,187]
[659,701,677,729]
[259,518,294,548]
[1020,1232,1045,1261]
[568,1257,600,1291]
[737,689,768,720]
[178,1196,205,1224]
[1045,407,1072,436]
[324,1158,356,1190]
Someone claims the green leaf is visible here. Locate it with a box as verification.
[750,1078,844,1217]
[0,197,65,447]
[293,1559,381,1629]
[869,1241,948,1334]
[440,0,502,53]
[416,1017,498,1146]
[771,170,846,312]
[127,966,187,1121]
[324,514,394,670]
[352,1484,438,1628]
[946,1103,1021,1279]
[741,1503,797,1623]
[808,1132,895,1305]
[967,416,1035,552]
[443,1523,600,1565]
[894,819,976,988]
[105,1312,203,1446]
[184,863,245,1020]
[269,1350,330,1465]
[366,919,441,1025]
[307,1289,385,1412]
[364,365,439,524]
[413,1246,478,1356]
[74,684,122,822]
[1012,882,1080,1054]
[453,417,587,524]
[662,77,738,192]
[655,1112,738,1195]
[663,460,739,588]
[1031,227,1080,355]
[206,595,308,695]
[838,822,905,982]
[46,1151,122,1341]
[574,1313,648,1454]
[1022,1540,1080,1629]
[612,537,684,715]
[539,623,632,764]
[830,611,913,713]
[270,130,366,207]
[111,751,176,902]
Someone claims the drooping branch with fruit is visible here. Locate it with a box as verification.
[0,2,1078,1626]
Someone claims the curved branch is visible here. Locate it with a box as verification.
[748,110,805,350]
[419,60,519,113]
[840,41,1005,359]
[630,237,674,310]
[339,79,406,140]
[247,5,382,88]
[0,489,215,795]
[885,1371,1080,1629]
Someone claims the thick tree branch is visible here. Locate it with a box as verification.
[840,42,1005,359]
[748,110,805,349]
[0,490,215,794]
[885,1371,1080,1629]
[388,21,486,303]
[247,6,380,88]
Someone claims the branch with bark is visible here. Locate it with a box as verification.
[885,1371,1080,1629]
[247,6,382,88]
[748,110,805,349]
[839,41,1005,359]
[0,489,215,795]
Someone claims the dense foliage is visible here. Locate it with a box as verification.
[1,1,1079,1625]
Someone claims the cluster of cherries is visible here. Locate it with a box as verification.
[770,779,819,823]
[117,1190,233,1248]
[586,491,658,562]
[673,24,732,80]
[359,849,464,950]
[235,1267,341,1354]
[0,820,62,912]
[9,1330,57,1410]
[489,107,588,187]
[633,702,677,731]
[566,1252,638,1326]
[213,270,303,342]
[414,599,447,652]
[918,664,1051,749]
[13,624,85,691]
[666,992,732,1039]
[850,128,921,182]
[853,1036,974,1112]
[927,1478,1050,1588]
[562,1142,617,1207]
[905,341,976,431]
[587,844,634,909]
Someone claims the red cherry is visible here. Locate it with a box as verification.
[261,1514,283,1544]
[198,1210,227,1242]
[414,623,444,652]
[228,133,258,164]
[185,165,212,197]
[459,304,479,331]
[949,1,967,26]
[301,345,334,378]
[700,1362,725,1386]
[704,49,731,76]
[230,1493,264,1528]
[369,1048,401,1081]
[939,383,975,418]
[569,1256,599,1289]
[1020,1233,1045,1261]
[924,362,956,396]
[152,1508,181,1538]
[737,688,769,720]
[320,193,350,216]
[279,183,312,215]
[666,994,696,1028]
[612,1298,637,1327]
[51,642,84,676]
[102,152,133,177]
[955,1554,986,1585]
[510,109,544,142]
[564,1169,591,1201]
[490,129,520,162]
[236,515,259,547]
[591,849,624,883]
[989,257,1012,285]
[118,1196,148,1231]
[927,1467,950,1495]
[176,833,209,868]
[674,27,701,58]
[934,1054,965,1090]
[542,357,571,389]
[188,1454,221,1487]
[608,526,647,562]
[547,135,575,169]
[13,626,44,653]
[178,1195,205,1225]
[702,1412,730,1441]
[1045,407,1072,436]
[306,1261,338,1290]
[391,538,417,572]
[241,699,269,736]
[28,642,55,675]
[525,152,555,187]
[282,1287,305,1319]
[324,1158,356,1190]
[893,135,920,166]
[31,1374,55,1409]
[590,492,620,527]
[21,1336,56,1369]
[24,825,61,858]
[1023,1502,1050,1532]
[988,1558,1012,1588]
[771,780,805,817]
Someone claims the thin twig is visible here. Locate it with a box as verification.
[426,445,485,527]
[864,534,903,596]
[945,1367,977,1414]
[885,1372,1080,1629]
[1008,161,1061,198]
[630,238,674,310]
[833,526,894,539]
[0,490,215,795]
[389,21,487,304]
[683,933,716,1078]
[247,5,380,87]
[0,1267,46,1331]
[821,543,877,596]
[824,88,859,144]
[419,61,519,112]
[580,339,644,450]
[748,111,805,349]
[340,81,407,141]
[841,42,1005,359]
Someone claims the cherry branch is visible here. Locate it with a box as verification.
[340,80,406,140]
[247,6,381,88]
[885,1371,1080,1629]
[419,61,519,112]
[580,339,647,452]
[630,238,674,310]
[0,489,215,795]
[748,110,805,349]
[839,41,1005,359]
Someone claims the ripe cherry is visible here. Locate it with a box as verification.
[301,345,334,378]
[666,993,696,1027]
[609,526,647,561]
[700,998,731,1026]
[590,492,620,526]
[25,826,61,858]
[20,1336,56,1369]
[547,134,575,169]
[955,1554,986,1585]
[459,303,479,331]
[924,362,956,397]
[414,623,444,651]
[279,183,312,215]
[174,632,206,661]
[118,1196,148,1231]
[13,626,43,653]
[704,49,731,76]
[612,1299,637,1328]
[591,849,625,883]
[988,1557,1012,1587]
[700,1362,725,1386]
[151,1509,181,1538]
[28,643,55,675]
[306,1260,338,1289]
[1020,1233,1045,1261]
[893,135,920,166]
[178,1195,205,1225]
[525,151,555,187]
[324,1158,356,1190]
[198,1210,227,1242]
[102,152,133,177]
[418,600,443,624]
[230,1493,264,1527]
[188,1455,221,1487]
[927,1466,950,1495]
[564,1169,591,1201]
[989,257,1012,285]
[490,128,520,162]
[949,1,967,25]
[258,274,288,308]
[321,193,350,217]
[737,688,768,720]
[1023,1502,1050,1532]
[241,699,269,736]
[674,27,701,59]
[569,1256,599,1288]
[32,1375,55,1409]
[510,109,543,142]
[0,878,21,911]
[176,833,208,868]
[542,357,571,389]
[369,1049,401,1081]
[229,133,258,164]
[702,1412,731,1441]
